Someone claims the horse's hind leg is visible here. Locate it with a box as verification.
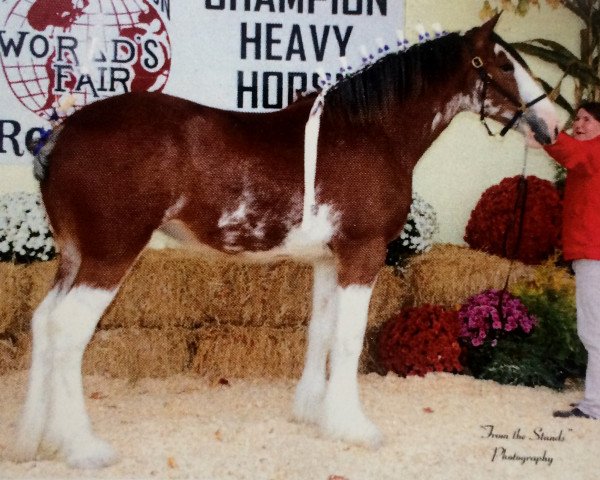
[9,243,80,462]
[11,248,140,468]
[43,285,118,467]
[9,286,62,462]
[293,260,337,424]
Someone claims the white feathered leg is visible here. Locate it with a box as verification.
[9,287,60,462]
[320,284,382,448]
[42,285,118,469]
[293,261,337,424]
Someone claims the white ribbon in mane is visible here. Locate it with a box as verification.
[301,90,326,231]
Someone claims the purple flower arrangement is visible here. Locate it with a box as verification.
[458,289,538,348]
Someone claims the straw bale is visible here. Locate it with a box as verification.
[192,325,307,379]
[3,245,526,335]
[368,267,408,329]
[22,261,56,328]
[405,244,536,307]
[199,258,312,328]
[104,250,406,330]
[13,326,309,379]
[84,328,195,378]
[101,250,314,329]
[7,322,404,380]
[0,261,56,334]
[102,250,215,329]
[0,336,19,374]
[15,328,195,378]
[0,262,22,334]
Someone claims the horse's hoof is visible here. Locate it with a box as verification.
[292,381,325,425]
[65,437,118,469]
[6,431,41,464]
[320,411,383,449]
[292,401,321,425]
[5,442,38,464]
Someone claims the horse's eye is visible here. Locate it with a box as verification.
[500,63,514,72]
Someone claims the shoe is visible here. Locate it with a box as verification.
[553,407,592,419]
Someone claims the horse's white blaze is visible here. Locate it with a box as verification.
[44,286,117,468]
[293,261,338,424]
[320,284,382,448]
[495,45,558,133]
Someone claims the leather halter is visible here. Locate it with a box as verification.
[471,56,547,137]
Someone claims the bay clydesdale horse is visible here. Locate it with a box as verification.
[9,14,558,468]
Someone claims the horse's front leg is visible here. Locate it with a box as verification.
[319,241,384,448]
[293,260,337,424]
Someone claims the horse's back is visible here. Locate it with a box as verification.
[49,91,311,173]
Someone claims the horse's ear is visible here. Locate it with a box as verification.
[481,11,502,33]
[467,12,502,50]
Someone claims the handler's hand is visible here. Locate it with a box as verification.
[525,128,544,149]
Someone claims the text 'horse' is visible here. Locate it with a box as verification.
[11,15,558,468]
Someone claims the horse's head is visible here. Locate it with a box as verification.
[464,14,559,144]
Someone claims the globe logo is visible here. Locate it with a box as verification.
[0,0,171,120]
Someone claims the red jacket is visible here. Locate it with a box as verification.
[544,131,600,260]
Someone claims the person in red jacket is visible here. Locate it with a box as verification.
[541,102,600,419]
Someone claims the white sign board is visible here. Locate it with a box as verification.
[0,0,404,165]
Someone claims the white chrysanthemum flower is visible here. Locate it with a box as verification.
[0,191,55,263]
[399,193,439,254]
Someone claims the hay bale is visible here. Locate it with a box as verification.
[7,245,544,380]
[101,250,313,329]
[368,267,408,329]
[192,325,307,379]
[199,258,312,328]
[0,261,56,334]
[85,328,195,378]
[102,250,215,329]
[4,250,408,334]
[0,262,23,334]
[23,261,56,328]
[0,336,20,374]
[405,244,536,307]
[103,251,407,330]
[7,324,405,380]
[15,328,195,378]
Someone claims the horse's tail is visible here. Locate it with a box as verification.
[28,125,63,182]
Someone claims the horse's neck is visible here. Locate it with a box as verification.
[385,86,476,164]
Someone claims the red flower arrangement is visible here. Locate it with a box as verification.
[377,305,463,377]
[464,175,562,265]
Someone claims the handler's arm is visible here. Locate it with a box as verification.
[544,131,593,171]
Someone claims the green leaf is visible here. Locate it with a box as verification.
[562,0,595,22]
[525,38,580,61]
[512,41,600,86]
[512,40,578,64]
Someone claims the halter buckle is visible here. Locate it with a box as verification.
[471,56,484,69]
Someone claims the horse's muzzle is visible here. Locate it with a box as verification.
[525,113,557,145]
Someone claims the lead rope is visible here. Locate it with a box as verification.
[497,143,530,319]
[497,67,565,296]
